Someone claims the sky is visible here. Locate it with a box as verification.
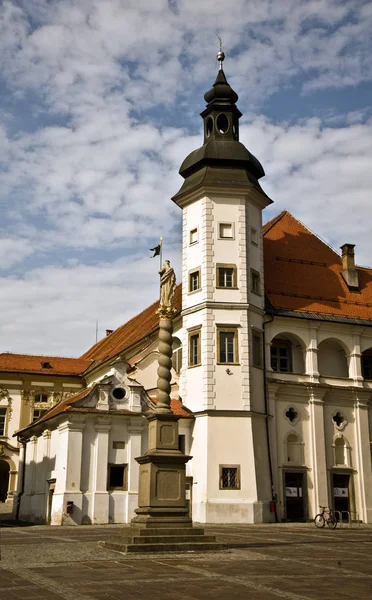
[0,0,371,357]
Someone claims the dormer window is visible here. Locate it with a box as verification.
[41,361,52,369]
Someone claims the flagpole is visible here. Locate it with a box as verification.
[159,236,163,271]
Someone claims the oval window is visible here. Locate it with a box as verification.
[112,387,126,400]
[216,113,229,134]
[206,116,213,138]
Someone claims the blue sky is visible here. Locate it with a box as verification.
[0,0,371,356]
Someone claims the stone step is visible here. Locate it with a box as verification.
[132,535,217,544]
[135,527,205,537]
[101,540,227,554]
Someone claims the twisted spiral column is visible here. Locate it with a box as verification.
[156,315,174,414]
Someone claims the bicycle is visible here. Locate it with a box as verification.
[314,506,337,529]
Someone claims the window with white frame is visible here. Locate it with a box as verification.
[189,269,201,293]
[0,408,6,436]
[217,328,238,364]
[34,393,49,403]
[188,331,201,367]
[32,408,48,423]
[216,264,237,288]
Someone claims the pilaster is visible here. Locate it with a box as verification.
[306,327,319,382]
[127,419,143,520]
[353,393,372,523]
[91,416,111,524]
[308,388,328,515]
[350,333,363,387]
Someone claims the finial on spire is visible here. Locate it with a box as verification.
[216,35,225,70]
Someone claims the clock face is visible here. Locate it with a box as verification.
[111,387,127,402]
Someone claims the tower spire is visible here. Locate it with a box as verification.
[216,35,225,70]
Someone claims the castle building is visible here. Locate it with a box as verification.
[6,55,372,525]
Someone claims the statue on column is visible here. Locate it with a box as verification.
[158,260,176,310]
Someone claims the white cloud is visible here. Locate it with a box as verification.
[0,0,371,355]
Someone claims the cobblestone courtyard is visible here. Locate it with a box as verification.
[0,505,371,600]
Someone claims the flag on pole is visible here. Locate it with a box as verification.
[150,244,161,258]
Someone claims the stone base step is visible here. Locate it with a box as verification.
[101,540,227,554]
[132,535,217,544]
[135,527,205,537]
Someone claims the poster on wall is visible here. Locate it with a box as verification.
[285,487,302,497]
[334,487,348,497]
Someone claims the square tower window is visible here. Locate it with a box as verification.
[189,269,201,293]
[251,270,261,295]
[188,331,201,367]
[219,465,241,489]
[189,228,198,245]
[219,222,234,239]
[216,264,237,288]
[217,328,238,364]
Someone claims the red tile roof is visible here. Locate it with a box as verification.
[81,284,182,362]
[263,211,372,321]
[149,396,194,419]
[79,211,372,370]
[0,353,92,376]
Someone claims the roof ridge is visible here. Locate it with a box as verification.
[262,210,288,235]
[0,352,90,360]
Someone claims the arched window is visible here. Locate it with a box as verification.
[285,434,304,465]
[333,435,350,467]
[270,334,305,374]
[361,348,372,380]
[318,339,349,378]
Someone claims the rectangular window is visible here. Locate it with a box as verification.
[219,465,240,490]
[0,408,6,436]
[34,393,49,403]
[108,464,128,490]
[252,331,263,368]
[189,228,198,244]
[219,222,234,239]
[189,331,201,367]
[251,227,258,245]
[270,341,292,372]
[113,441,125,449]
[189,269,201,292]
[216,264,237,288]
[32,409,48,423]
[251,270,261,295]
[218,328,238,364]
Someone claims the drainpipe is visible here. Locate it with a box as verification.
[15,437,26,521]
[262,311,278,522]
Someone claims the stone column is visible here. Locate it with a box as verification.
[91,416,111,524]
[132,303,191,528]
[350,333,363,387]
[308,388,328,517]
[306,327,319,382]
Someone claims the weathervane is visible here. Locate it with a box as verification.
[216,34,225,69]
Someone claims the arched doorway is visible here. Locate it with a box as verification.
[0,460,10,502]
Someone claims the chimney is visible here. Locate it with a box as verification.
[340,244,359,292]
[106,329,114,337]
